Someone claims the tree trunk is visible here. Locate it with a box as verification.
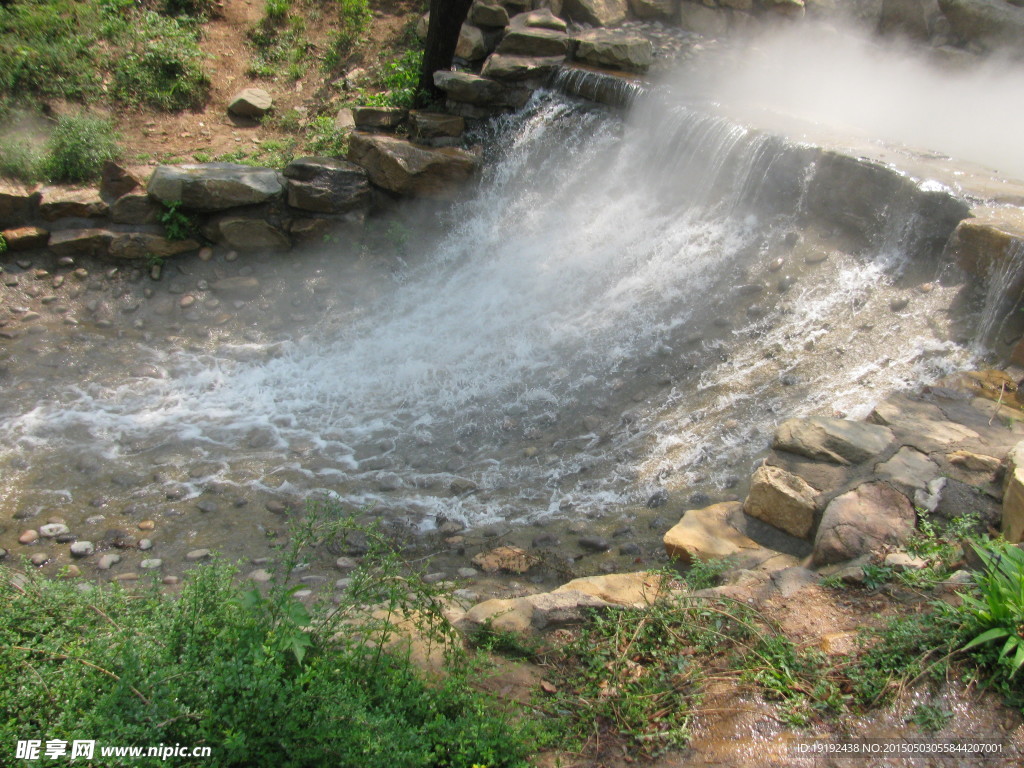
[419,0,474,100]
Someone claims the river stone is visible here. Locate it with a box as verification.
[228,88,273,118]
[70,541,95,557]
[140,558,163,569]
[812,482,917,566]
[97,553,122,570]
[348,132,480,199]
[497,27,570,57]
[18,529,39,545]
[456,23,490,61]
[1001,441,1024,542]
[743,464,820,539]
[110,192,160,224]
[148,163,284,212]
[471,545,537,574]
[108,232,200,261]
[186,548,211,561]
[663,501,759,563]
[773,417,896,465]
[562,0,628,26]
[214,216,291,251]
[628,0,676,18]
[0,181,40,228]
[938,0,1024,55]
[469,1,510,27]
[510,8,567,31]
[39,523,70,538]
[283,156,370,214]
[38,186,108,221]
[572,29,654,73]
[30,553,49,566]
[211,276,261,297]
[481,54,565,81]
[433,71,527,109]
[527,590,613,630]
[48,228,117,259]
[352,106,408,130]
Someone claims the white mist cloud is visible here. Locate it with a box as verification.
[662,24,1024,183]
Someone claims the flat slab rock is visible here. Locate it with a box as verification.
[283,156,370,214]
[664,501,761,563]
[572,29,654,73]
[148,163,284,212]
[773,416,896,465]
[348,132,480,199]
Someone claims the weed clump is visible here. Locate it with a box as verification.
[43,114,120,183]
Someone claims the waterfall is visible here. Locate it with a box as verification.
[0,86,978,531]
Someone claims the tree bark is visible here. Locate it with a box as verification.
[419,0,474,100]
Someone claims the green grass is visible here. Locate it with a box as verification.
[43,114,120,183]
[0,0,209,111]
[0,506,533,767]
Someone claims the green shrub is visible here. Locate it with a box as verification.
[0,506,534,767]
[323,0,373,69]
[363,49,423,109]
[160,0,218,20]
[0,233,6,253]
[112,12,210,111]
[158,201,194,241]
[304,114,349,157]
[43,114,120,183]
[0,136,44,181]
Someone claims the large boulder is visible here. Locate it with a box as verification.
[572,29,654,73]
[873,446,939,497]
[561,0,629,26]
[1002,441,1024,542]
[352,107,408,131]
[743,464,819,539]
[409,111,465,144]
[348,132,480,199]
[456,23,490,61]
[510,8,568,30]
[228,88,273,118]
[678,2,731,35]
[0,226,48,251]
[110,192,160,225]
[0,181,40,228]
[497,28,571,57]
[38,187,109,221]
[772,416,896,465]
[282,156,370,214]
[213,216,291,252]
[469,1,511,27]
[812,482,917,566]
[663,501,761,563]
[938,0,1024,54]
[147,163,285,212]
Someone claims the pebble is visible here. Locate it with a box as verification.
[453,589,479,602]
[57,257,75,268]
[140,558,163,569]
[578,536,610,552]
[456,567,478,578]
[889,297,910,312]
[62,565,81,578]
[248,568,273,583]
[300,575,328,585]
[335,556,359,571]
[97,553,122,570]
[85,515,106,525]
[39,523,70,538]
[293,589,313,599]
[198,247,214,262]
[73,268,89,280]
[422,572,447,584]
[768,257,785,272]
[70,541,95,558]
[185,548,211,561]
[29,553,49,566]
[138,520,156,530]
[113,573,139,582]
[18,529,39,544]
[196,500,219,513]
[335,578,352,589]
[162,576,181,586]
[805,252,829,264]
[138,538,153,551]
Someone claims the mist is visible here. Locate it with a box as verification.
[662,23,1024,183]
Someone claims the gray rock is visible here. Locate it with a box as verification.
[456,23,490,61]
[138,538,153,551]
[628,0,676,20]
[938,0,1024,55]
[348,132,480,199]
[352,107,408,130]
[562,0,629,26]
[248,568,273,583]
[69,541,95,558]
[409,111,465,143]
[678,1,731,35]
[228,88,273,118]
[39,187,109,221]
[528,590,615,629]
[97,553,122,570]
[743,464,819,539]
[186,548,211,561]
[578,536,610,552]
[148,163,284,212]
[813,482,916,566]
[108,232,200,261]
[773,416,897,465]
[110,193,161,225]
[874,447,939,496]
[433,71,528,108]
[509,8,567,31]
[140,558,163,569]
[100,161,144,200]
[39,523,70,538]
[30,552,49,566]
[469,1,510,27]
[481,54,565,81]
[283,156,370,214]
[48,229,116,259]
[0,180,41,228]
[335,556,359,571]
[213,216,291,252]
[572,29,654,73]
[497,28,570,57]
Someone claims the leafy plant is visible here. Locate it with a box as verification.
[304,114,349,157]
[43,114,120,183]
[861,563,894,590]
[679,557,731,591]
[323,0,373,69]
[158,201,193,241]
[0,233,6,253]
[960,539,1024,678]
[362,49,424,109]
[0,137,44,182]
[908,702,953,732]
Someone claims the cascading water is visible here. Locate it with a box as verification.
[0,81,982,562]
